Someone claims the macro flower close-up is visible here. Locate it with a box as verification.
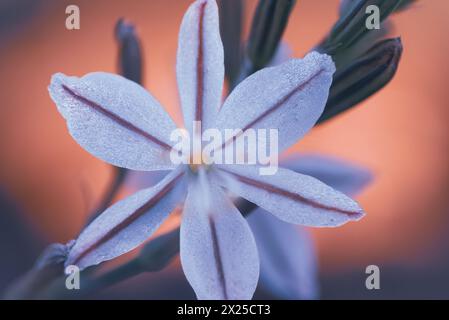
[2,0,449,308]
[48,0,364,299]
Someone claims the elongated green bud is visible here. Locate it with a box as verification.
[218,0,244,87]
[318,37,402,123]
[321,0,402,55]
[246,0,296,72]
[115,19,143,85]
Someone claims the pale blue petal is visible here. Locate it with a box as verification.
[282,153,373,196]
[66,167,187,270]
[215,52,336,153]
[48,72,177,171]
[180,173,259,300]
[247,210,318,299]
[177,0,224,133]
[215,164,364,227]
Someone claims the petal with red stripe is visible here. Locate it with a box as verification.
[215,164,364,227]
[176,0,224,133]
[66,168,186,270]
[49,72,177,171]
[281,153,373,197]
[180,174,259,300]
[216,52,335,153]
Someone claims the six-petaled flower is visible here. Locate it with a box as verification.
[49,0,365,299]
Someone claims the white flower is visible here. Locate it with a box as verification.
[48,0,364,300]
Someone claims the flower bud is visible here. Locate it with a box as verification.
[246,0,296,72]
[321,0,402,54]
[218,0,244,86]
[115,19,143,85]
[318,37,403,123]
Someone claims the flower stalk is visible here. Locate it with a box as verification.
[2,242,72,299]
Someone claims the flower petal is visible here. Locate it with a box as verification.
[216,51,335,153]
[66,167,186,270]
[282,153,373,196]
[215,164,364,227]
[180,173,259,300]
[247,209,318,299]
[177,0,224,133]
[49,72,177,171]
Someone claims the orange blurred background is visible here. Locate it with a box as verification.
[1,0,449,297]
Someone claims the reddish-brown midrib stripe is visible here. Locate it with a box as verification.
[73,172,184,265]
[219,69,325,150]
[208,215,228,299]
[62,85,171,150]
[195,2,207,124]
[220,169,360,217]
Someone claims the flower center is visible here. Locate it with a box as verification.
[188,151,210,173]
